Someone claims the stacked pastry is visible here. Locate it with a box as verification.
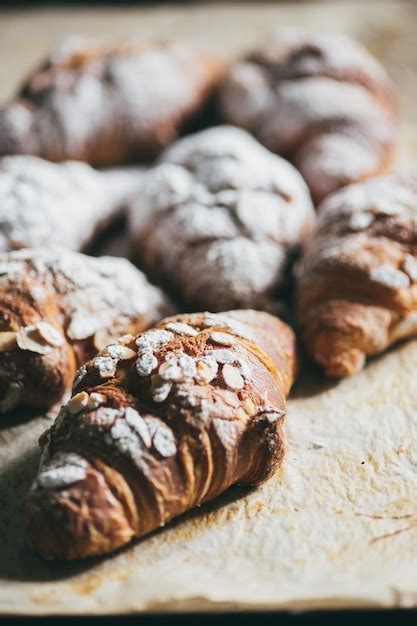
[219,30,397,204]
[0,29,413,562]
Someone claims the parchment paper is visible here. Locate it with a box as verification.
[0,1,417,616]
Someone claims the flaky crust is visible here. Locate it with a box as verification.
[27,309,296,560]
[296,172,417,377]
[129,126,314,311]
[0,37,222,167]
[0,155,140,253]
[0,248,171,412]
[219,29,397,204]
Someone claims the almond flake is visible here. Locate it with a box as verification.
[106,344,136,360]
[370,266,410,290]
[152,426,177,458]
[125,407,152,447]
[136,351,158,376]
[402,254,417,282]
[94,356,117,378]
[242,397,257,416]
[88,392,105,409]
[164,322,198,336]
[195,356,218,384]
[37,452,88,490]
[152,381,172,403]
[349,211,374,231]
[236,358,251,379]
[209,332,236,346]
[158,353,196,382]
[0,331,17,352]
[67,391,89,414]
[205,348,236,364]
[221,363,244,390]
[202,314,253,340]
[37,322,65,347]
[73,364,87,388]
[135,329,173,353]
[16,324,53,354]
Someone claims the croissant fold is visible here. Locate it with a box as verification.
[0,155,140,253]
[129,125,314,311]
[27,309,296,559]
[0,248,170,412]
[0,38,222,167]
[296,172,417,377]
[219,29,397,204]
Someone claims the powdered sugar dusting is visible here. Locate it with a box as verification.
[219,29,395,202]
[130,126,314,310]
[0,248,169,353]
[0,38,219,166]
[0,155,135,253]
[37,452,88,490]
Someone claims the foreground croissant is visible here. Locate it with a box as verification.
[27,309,296,559]
[129,126,314,311]
[219,30,397,204]
[296,172,417,377]
[0,37,222,167]
[0,249,170,412]
[0,155,140,253]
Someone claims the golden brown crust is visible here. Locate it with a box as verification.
[219,29,397,204]
[0,248,171,412]
[296,172,417,377]
[0,38,223,167]
[27,309,296,560]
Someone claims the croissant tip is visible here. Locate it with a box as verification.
[27,454,135,560]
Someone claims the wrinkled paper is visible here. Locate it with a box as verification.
[1,0,417,616]
[1,340,417,615]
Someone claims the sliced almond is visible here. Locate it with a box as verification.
[0,331,17,352]
[106,344,136,360]
[151,373,172,402]
[37,322,65,347]
[402,254,417,282]
[88,392,105,410]
[242,397,257,416]
[195,356,218,384]
[67,391,89,414]
[94,356,117,378]
[136,352,158,377]
[152,381,172,403]
[164,322,198,337]
[221,363,244,390]
[16,325,52,354]
[209,332,236,347]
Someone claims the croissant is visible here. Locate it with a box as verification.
[296,172,417,377]
[0,155,140,253]
[129,125,314,311]
[219,30,397,204]
[0,37,222,167]
[0,248,171,413]
[27,309,296,559]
